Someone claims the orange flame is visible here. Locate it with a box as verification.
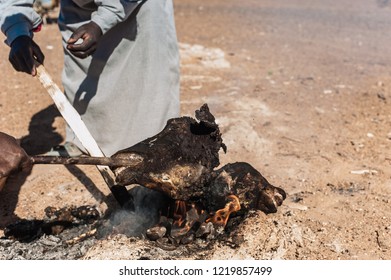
[172,200,187,227]
[207,195,241,227]
[170,202,200,238]
[168,195,241,238]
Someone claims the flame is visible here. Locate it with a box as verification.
[170,202,200,238]
[206,195,241,227]
[168,195,241,239]
[172,200,187,227]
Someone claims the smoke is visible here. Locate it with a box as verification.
[99,186,170,238]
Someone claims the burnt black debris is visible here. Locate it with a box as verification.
[1,205,100,260]
[4,205,100,242]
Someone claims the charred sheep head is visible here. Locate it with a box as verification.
[110,104,286,218]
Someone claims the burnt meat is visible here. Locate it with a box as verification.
[111,104,226,200]
[111,104,286,214]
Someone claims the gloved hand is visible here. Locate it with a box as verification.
[67,21,103,59]
[9,35,45,76]
[0,132,32,191]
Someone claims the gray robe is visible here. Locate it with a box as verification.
[0,0,180,156]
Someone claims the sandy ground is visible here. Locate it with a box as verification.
[0,0,391,260]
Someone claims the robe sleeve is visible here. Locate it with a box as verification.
[0,0,42,45]
[91,0,144,35]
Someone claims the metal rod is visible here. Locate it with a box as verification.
[31,156,135,167]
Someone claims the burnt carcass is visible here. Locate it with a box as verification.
[111,104,226,201]
[111,104,286,219]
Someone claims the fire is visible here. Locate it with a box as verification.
[172,200,187,227]
[167,195,241,238]
[170,202,200,238]
[206,195,241,227]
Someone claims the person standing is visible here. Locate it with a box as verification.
[0,0,180,157]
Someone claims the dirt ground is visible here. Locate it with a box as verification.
[1,0,391,260]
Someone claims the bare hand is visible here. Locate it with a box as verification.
[0,132,32,190]
[67,21,103,59]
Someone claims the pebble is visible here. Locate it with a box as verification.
[146,226,167,241]
[195,222,215,239]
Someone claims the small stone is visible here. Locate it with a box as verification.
[330,240,344,253]
[377,92,386,101]
[146,226,167,241]
[195,222,215,239]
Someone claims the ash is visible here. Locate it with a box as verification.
[0,225,96,260]
[0,186,243,260]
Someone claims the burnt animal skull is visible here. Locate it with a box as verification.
[111,104,225,201]
[110,104,286,215]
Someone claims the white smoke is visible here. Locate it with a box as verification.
[100,186,170,237]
